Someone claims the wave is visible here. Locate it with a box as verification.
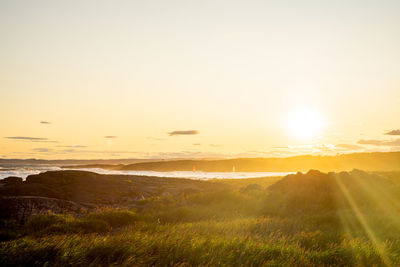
[0,165,293,180]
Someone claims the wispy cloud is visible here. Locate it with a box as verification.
[152,151,224,159]
[335,144,364,150]
[32,148,53,153]
[385,129,400,136]
[28,147,137,156]
[168,130,199,136]
[210,144,223,147]
[146,137,166,141]
[271,143,367,155]
[358,139,400,146]
[5,136,47,141]
[193,143,201,146]
[56,145,88,148]
[4,136,58,143]
[60,149,136,154]
[104,136,117,139]
[40,121,52,124]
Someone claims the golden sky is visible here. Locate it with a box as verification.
[1,0,399,159]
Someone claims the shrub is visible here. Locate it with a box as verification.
[0,229,18,241]
[22,210,138,236]
[85,210,138,228]
[44,218,110,234]
[76,218,111,233]
[25,214,68,233]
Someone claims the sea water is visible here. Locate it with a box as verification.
[0,165,293,180]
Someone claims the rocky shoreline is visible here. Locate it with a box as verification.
[0,170,229,222]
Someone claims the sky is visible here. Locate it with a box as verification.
[0,0,399,159]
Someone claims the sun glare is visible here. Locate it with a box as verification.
[286,108,324,139]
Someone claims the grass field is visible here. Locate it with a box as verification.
[1,170,400,266]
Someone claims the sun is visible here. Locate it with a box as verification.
[286,108,324,139]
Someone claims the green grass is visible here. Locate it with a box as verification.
[23,210,139,236]
[1,217,398,266]
[2,170,400,266]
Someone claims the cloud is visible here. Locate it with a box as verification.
[271,143,366,155]
[385,129,400,136]
[146,137,166,141]
[60,149,137,154]
[56,145,88,148]
[4,136,59,143]
[168,130,199,136]
[104,136,117,139]
[152,151,224,159]
[32,148,53,153]
[358,139,400,146]
[40,121,52,124]
[210,144,223,147]
[193,143,201,146]
[5,136,47,141]
[335,144,364,150]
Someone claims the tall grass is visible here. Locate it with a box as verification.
[1,217,398,266]
[2,171,400,266]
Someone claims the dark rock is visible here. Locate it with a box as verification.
[0,196,90,222]
[0,170,230,220]
[0,176,23,185]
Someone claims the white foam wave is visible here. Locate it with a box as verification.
[65,168,293,179]
[0,165,293,180]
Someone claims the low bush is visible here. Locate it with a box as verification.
[22,210,138,236]
[25,213,69,233]
[85,210,138,228]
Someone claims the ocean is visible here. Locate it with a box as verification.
[0,164,293,180]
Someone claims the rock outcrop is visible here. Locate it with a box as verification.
[0,196,90,223]
[0,170,229,221]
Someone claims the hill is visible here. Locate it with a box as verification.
[115,152,400,172]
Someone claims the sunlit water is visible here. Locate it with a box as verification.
[0,165,294,180]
